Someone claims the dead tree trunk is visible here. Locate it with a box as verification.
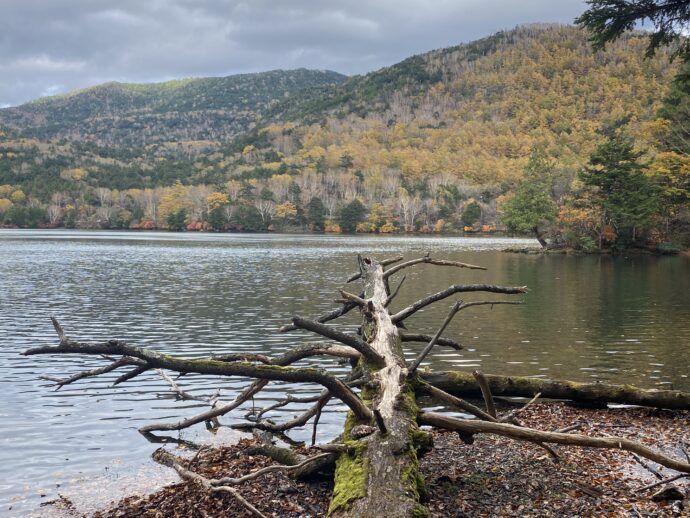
[421,371,690,410]
[328,256,426,517]
[22,253,690,517]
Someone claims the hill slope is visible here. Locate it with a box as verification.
[0,69,346,145]
[0,24,680,232]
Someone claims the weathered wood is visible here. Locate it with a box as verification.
[330,256,427,518]
[421,371,690,410]
[418,412,690,474]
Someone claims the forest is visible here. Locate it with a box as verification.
[1,24,689,251]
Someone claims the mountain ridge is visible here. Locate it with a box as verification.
[0,24,678,213]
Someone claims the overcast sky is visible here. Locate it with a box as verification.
[0,0,588,107]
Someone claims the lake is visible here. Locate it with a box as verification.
[1,229,688,514]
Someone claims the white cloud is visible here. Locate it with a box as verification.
[0,0,588,107]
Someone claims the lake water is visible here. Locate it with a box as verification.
[1,230,689,514]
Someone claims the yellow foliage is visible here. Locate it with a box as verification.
[275,201,297,220]
[379,222,398,233]
[207,192,229,211]
[60,168,88,181]
[10,190,26,203]
[355,222,377,233]
[263,162,283,171]
[434,219,446,232]
[0,198,13,214]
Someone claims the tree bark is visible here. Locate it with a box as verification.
[533,225,548,248]
[329,257,428,517]
[420,371,690,410]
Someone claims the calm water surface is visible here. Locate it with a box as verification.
[1,230,688,514]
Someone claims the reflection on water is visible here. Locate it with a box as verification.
[1,229,688,513]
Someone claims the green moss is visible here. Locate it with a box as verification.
[411,428,434,456]
[328,453,369,515]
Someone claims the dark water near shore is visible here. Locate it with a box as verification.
[1,230,689,514]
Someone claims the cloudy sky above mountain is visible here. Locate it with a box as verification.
[0,0,587,107]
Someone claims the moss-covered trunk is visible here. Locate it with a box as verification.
[329,257,429,517]
[421,371,690,410]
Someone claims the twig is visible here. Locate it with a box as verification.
[418,412,690,474]
[384,274,406,307]
[418,381,496,421]
[156,369,217,403]
[279,301,358,332]
[40,356,143,389]
[383,256,486,279]
[399,332,462,350]
[373,409,388,435]
[311,397,327,446]
[339,290,367,307]
[499,392,541,423]
[632,453,664,479]
[290,316,385,366]
[408,301,463,373]
[473,370,497,418]
[638,473,689,492]
[153,449,269,518]
[555,423,584,433]
[391,289,525,324]
[210,452,335,485]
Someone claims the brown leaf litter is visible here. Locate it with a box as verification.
[48,403,689,517]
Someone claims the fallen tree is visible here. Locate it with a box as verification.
[24,254,690,517]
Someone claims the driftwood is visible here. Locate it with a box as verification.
[421,371,690,410]
[22,253,690,517]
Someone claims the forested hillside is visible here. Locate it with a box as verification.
[1,24,687,247]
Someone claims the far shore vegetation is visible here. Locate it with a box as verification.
[1,26,689,253]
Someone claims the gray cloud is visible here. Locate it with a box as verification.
[0,0,587,107]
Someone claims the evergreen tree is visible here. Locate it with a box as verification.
[461,201,481,227]
[307,196,326,231]
[207,207,227,231]
[339,199,366,233]
[576,0,690,60]
[579,131,659,244]
[166,208,188,231]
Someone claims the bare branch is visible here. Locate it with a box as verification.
[25,322,372,421]
[234,391,332,433]
[399,332,463,350]
[153,449,269,518]
[290,316,384,366]
[39,355,144,389]
[473,370,497,418]
[51,316,67,343]
[391,288,525,324]
[140,379,268,433]
[113,364,150,385]
[156,369,218,403]
[418,412,690,474]
[384,274,406,307]
[639,473,690,492]
[212,452,336,486]
[408,301,463,373]
[373,409,388,435]
[383,256,486,279]
[279,301,359,332]
[339,290,367,307]
[247,393,323,422]
[499,392,542,423]
[417,381,496,422]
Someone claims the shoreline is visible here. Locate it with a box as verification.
[48,403,690,518]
